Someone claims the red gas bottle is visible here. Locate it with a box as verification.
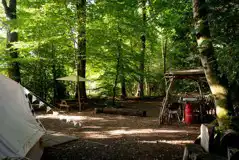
[184,102,193,124]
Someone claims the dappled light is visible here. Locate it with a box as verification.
[80,128,197,139]
[107,128,194,135]
[35,100,201,160]
[36,114,104,121]
[1,0,237,159]
[82,126,102,129]
[138,140,193,145]
[36,114,109,127]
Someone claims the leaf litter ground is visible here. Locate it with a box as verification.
[39,99,200,160]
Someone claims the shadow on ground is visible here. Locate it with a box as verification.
[39,100,200,160]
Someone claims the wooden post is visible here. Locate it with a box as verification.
[197,81,203,97]
[77,81,82,112]
[159,77,174,125]
[75,54,82,112]
[197,81,203,122]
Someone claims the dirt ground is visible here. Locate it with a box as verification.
[39,99,200,160]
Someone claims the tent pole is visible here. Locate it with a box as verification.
[76,67,82,112]
[77,82,82,112]
[75,51,82,112]
[197,81,203,122]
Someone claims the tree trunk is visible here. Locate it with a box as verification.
[76,0,87,99]
[2,0,21,83]
[51,44,57,105]
[120,74,127,99]
[162,38,167,74]
[162,38,167,95]
[138,0,146,98]
[119,25,127,99]
[113,21,123,105]
[52,63,57,105]
[113,42,121,106]
[192,0,234,127]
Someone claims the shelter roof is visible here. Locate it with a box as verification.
[165,68,205,79]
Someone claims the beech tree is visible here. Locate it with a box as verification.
[137,0,147,98]
[192,0,234,128]
[76,0,87,100]
[2,0,20,82]
[0,0,237,116]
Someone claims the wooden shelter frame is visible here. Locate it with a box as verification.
[159,68,206,125]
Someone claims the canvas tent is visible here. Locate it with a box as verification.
[0,75,45,159]
[0,75,80,159]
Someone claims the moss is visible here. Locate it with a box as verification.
[216,106,228,119]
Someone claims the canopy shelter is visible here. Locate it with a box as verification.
[164,68,205,79]
[159,68,207,125]
[56,75,88,111]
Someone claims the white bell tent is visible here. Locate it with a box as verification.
[0,75,45,159]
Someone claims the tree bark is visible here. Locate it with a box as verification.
[120,73,127,99]
[119,25,127,99]
[52,62,57,105]
[51,44,57,105]
[76,0,87,99]
[138,0,146,98]
[112,42,121,106]
[162,38,167,95]
[2,0,21,83]
[162,38,167,74]
[192,0,234,127]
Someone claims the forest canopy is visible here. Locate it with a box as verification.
[0,0,238,107]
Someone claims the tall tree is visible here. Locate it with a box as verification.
[2,0,21,82]
[76,0,87,99]
[118,25,127,99]
[112,39,121,106]
[192,0,234,127]
[138,0,146,98]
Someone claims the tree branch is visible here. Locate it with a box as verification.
[2,0,9,13]
[9,0,16,12]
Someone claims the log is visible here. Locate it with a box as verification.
[94,107,146,117]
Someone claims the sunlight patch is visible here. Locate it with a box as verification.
[82,126,102,129]
[107,129,193,135]
[138,140,193,145]
[36,114,104,121]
